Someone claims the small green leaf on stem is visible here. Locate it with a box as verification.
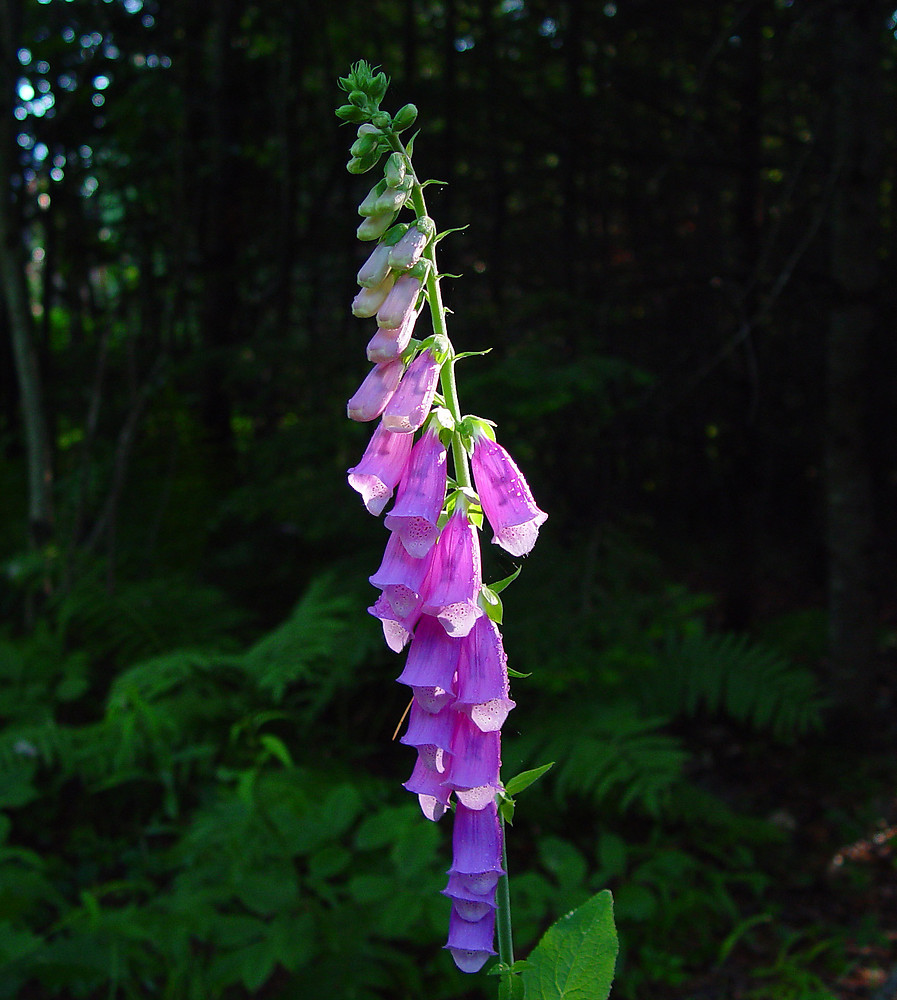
[504,762,554,798]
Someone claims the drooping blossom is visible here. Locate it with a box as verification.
[368,592,421,653]
[382,349,441,434]
[443,801,504,973]
[347,421,414,515]
[471,432,548,557]
[396,614,461,710]
[384,429,447,557]
[357,240,394,288]
[453,616,515,733]
[388,220,431,270]
[420,506,483,637]
[351,272,395,317]
[366,308,419,363]
[369,529,435,619]
[377,273,422,329]
[347,359,404,422]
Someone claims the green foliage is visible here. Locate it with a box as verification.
[641,626,827,738]
[520,890,618,1000]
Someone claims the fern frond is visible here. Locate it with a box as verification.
[645,628,826,738]
[512,704,688,816]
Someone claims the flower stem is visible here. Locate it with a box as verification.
[496,816,515,968]
[386,133,472,491]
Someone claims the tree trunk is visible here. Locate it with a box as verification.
[0,5,54,548]
[824,2,884,716]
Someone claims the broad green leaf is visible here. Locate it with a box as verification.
[520,890,618,1000]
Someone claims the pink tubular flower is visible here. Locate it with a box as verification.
[368,592,421,653]
[420,507,483,638]
[369,529,435,619]
[347,359,404,422]
[396,613,461,705]
[454,616,515,733]
[384,429,447,558]
[377,273,422,329]
[387,222,430,270]
[347,421,413,515]
[366,308,419,363]
[444,801,503,971]
[471,433,548,557]
[382,349,441,434]
[351,272,395,317]
[356,241,393,288]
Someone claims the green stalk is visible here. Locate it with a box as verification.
[496,817,515,968]
[386,133,471,491]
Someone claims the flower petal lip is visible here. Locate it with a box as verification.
[347,359,404,422]
[347,421,413,515]
[471,434,548,557]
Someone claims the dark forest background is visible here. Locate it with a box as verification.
[2,1,897,997]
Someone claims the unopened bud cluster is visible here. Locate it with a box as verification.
[338,64,547,974]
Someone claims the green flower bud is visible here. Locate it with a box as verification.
[370,71,389,104]
[336,104,367,124]
[347,150,381,174]
[358,179,388,217]
[375,184,410,215]
[393,103,418,132]
[348,90,367,108]
[371,110,391,129]
[384,152,406,189]
[350,132,379,158]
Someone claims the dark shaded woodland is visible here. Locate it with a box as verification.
[2,2,897,997]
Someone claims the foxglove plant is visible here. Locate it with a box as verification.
[337,64,618,993]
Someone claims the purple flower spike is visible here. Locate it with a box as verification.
[471,434,548,557]
[396,615,461,694]
[370,530,435,619]
[455,617,515,733]
[347,422,414,516]
[444,712,500,793]
[384,430,447,558]
[421,508,483,638]
[377,273,422,329]
[449,801,504,877]
[382,349,441,434]
[366,308,419,363]
[347,359,404,422]
[445,907,496,972]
